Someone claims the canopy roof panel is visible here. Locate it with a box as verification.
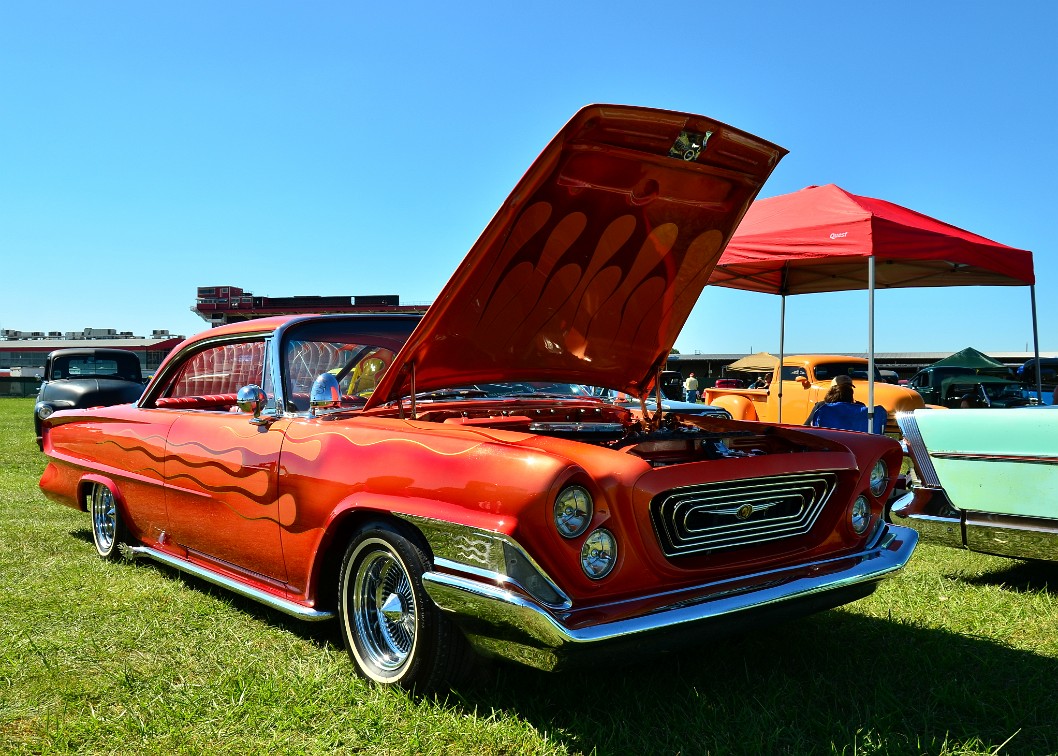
[930,346,1007,370]
[725,352,777,372]
[709,184,1034,294]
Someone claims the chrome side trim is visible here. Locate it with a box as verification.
[931,451,1058,466]
[421,524,918,671]
[394,513,572,610]
[895,411,942,488]
[120,545,334,621]
[964,511,1058,562]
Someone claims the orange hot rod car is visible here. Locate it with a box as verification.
[703,355,927,432]
[39,105,917,692]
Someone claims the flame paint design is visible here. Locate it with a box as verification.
[281,428,484,462]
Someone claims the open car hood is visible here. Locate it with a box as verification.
[365,105,785,410]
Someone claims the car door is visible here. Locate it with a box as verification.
[156,338,289,582]
[911,372,937,404]
[778,365,814,423]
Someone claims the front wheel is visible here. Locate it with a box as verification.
[338,522,470,692]
[90,483,127,560]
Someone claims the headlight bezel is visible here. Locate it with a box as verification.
[580,528,617,579]
[869,459,889,498]
[850,495,872,534]
[553,485,593,539]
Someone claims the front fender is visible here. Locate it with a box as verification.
[296,490,540,609]
[707,393,759,421]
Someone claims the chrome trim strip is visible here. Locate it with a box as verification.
[121,545,334,621]
[930,451,1058,466]
[895,411,942,488]
[422,524,918,670]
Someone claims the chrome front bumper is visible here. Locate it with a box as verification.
[420,523,918,671]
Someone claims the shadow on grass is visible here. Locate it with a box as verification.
[68,529,1056,754]
[956,559,1058,595]
[457,612,1058,755]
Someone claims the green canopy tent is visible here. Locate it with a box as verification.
[930,347,1007,371]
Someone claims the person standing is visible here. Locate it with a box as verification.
[684,372,700,403]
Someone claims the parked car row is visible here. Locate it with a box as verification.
[37,106,919,692]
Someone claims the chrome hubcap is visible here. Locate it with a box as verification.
[352,547,416,672]
[92,486,116,553]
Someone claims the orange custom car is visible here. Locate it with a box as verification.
[39,105,917,692]
[704,355,926,432]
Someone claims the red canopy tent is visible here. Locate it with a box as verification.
[709,184,1038,427]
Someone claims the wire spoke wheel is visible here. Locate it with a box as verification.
[338,522,472,692]
[90,484,123,559]
[352,546,418,672]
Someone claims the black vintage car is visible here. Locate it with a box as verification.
[34,348,146,448]
[906,365,1029,408]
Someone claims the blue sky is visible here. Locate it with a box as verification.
[2,2,1055,355]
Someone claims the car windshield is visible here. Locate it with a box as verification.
[52,355,141,382]
[982,382,1023,399]
[812,362,883,382]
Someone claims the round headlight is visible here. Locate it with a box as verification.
[554,486,593,538]
[869,459,889,498]
[850,495,871,534]
[37,405,55,420]
[580,528,617,579]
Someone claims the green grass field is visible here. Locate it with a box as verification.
[1,397,1056,755]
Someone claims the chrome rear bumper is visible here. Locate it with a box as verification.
[421,523,918,671]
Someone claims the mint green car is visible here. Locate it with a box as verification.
[893,406,1058,561]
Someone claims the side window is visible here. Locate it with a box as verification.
[160,341,266,407]
[780,366,807,381]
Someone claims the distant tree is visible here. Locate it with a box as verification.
[669,348,681,355]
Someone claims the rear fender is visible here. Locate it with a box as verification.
[76,473,125,513]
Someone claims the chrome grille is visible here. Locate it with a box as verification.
[894,411,942,488]
[650,471,838,557]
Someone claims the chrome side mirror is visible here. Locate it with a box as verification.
[237,385,270,426]
[310,373,341,417]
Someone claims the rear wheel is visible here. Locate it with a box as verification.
[338,521,470,692]
[90,483,127,560]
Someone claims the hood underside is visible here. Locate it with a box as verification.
[366,105,786,410]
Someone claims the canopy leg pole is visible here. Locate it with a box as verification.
[777,293,786,424]
[1031,284,1042,402]
[867,257,876,433]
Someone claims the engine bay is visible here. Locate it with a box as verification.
[408,398,813,466]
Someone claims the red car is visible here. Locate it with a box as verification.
[39,105,917,692]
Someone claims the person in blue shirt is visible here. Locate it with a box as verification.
[804,375,864,426]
